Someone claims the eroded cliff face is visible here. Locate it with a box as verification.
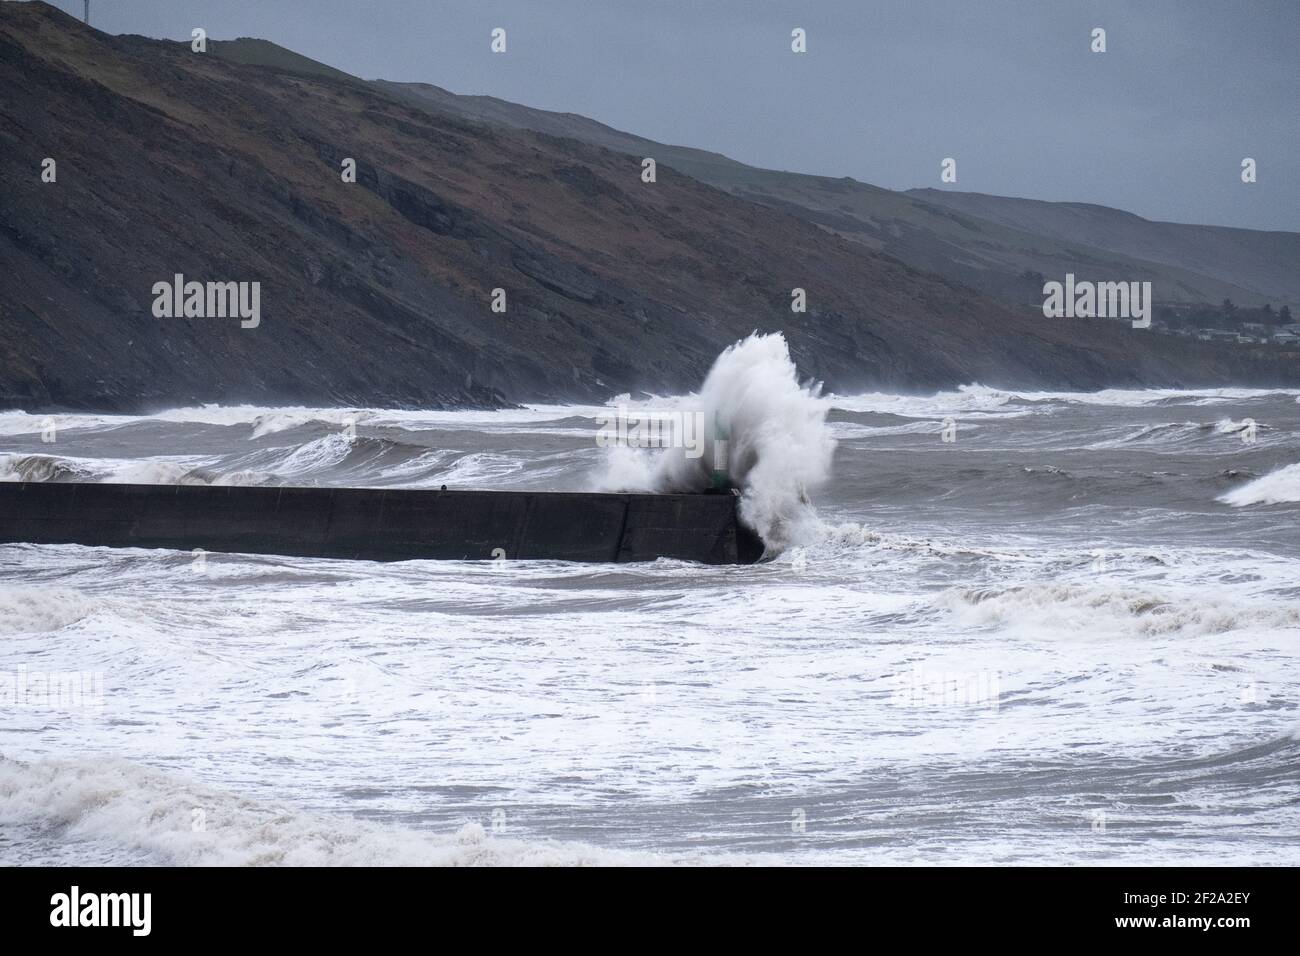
[2,2,1296,413]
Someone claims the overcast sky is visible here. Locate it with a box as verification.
[43,0,1300,231]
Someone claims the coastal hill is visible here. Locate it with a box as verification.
[378,82,1300,311]
[1,2,1296,412]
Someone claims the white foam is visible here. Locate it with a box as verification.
[4,385,1294,443]
[266,432,356,476]
[145,403,612,433]
[0,453,209,485]
[427,452,527,485]
[0,757,666,867]
[830,385,1300,419]
[0,411,130,438]
[941,581,1300,638]
[5,384,1300,867]
[830,420,954,440]
[0,586,100,635]
[830,384,1025,419]
[1220,463,1300,506]
[103,458,210,485]
[0,453,95,483]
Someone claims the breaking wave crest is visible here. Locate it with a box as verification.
[0,758,662,867]
[942,582,1300,636]
[1219,463,1300,507]
[0,453,210,485]
[0,454,96,483]
[597,333,836,552]
[0,436,453,489]
[0,585,101,635]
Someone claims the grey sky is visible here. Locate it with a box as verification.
[46,0,1300,231]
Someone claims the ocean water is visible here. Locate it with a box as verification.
[2,380,1299,865]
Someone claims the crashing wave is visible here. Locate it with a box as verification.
[596,333,836,552]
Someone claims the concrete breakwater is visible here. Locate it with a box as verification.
[0,482,765,564]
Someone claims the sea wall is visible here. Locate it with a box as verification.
[0,483,765,564]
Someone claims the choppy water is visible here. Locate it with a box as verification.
[2,385,1299,865]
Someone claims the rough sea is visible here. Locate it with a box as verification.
[2,373,1298,865]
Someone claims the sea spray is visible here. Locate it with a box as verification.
[1219,462,1300,506]
[595,333,836,551]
